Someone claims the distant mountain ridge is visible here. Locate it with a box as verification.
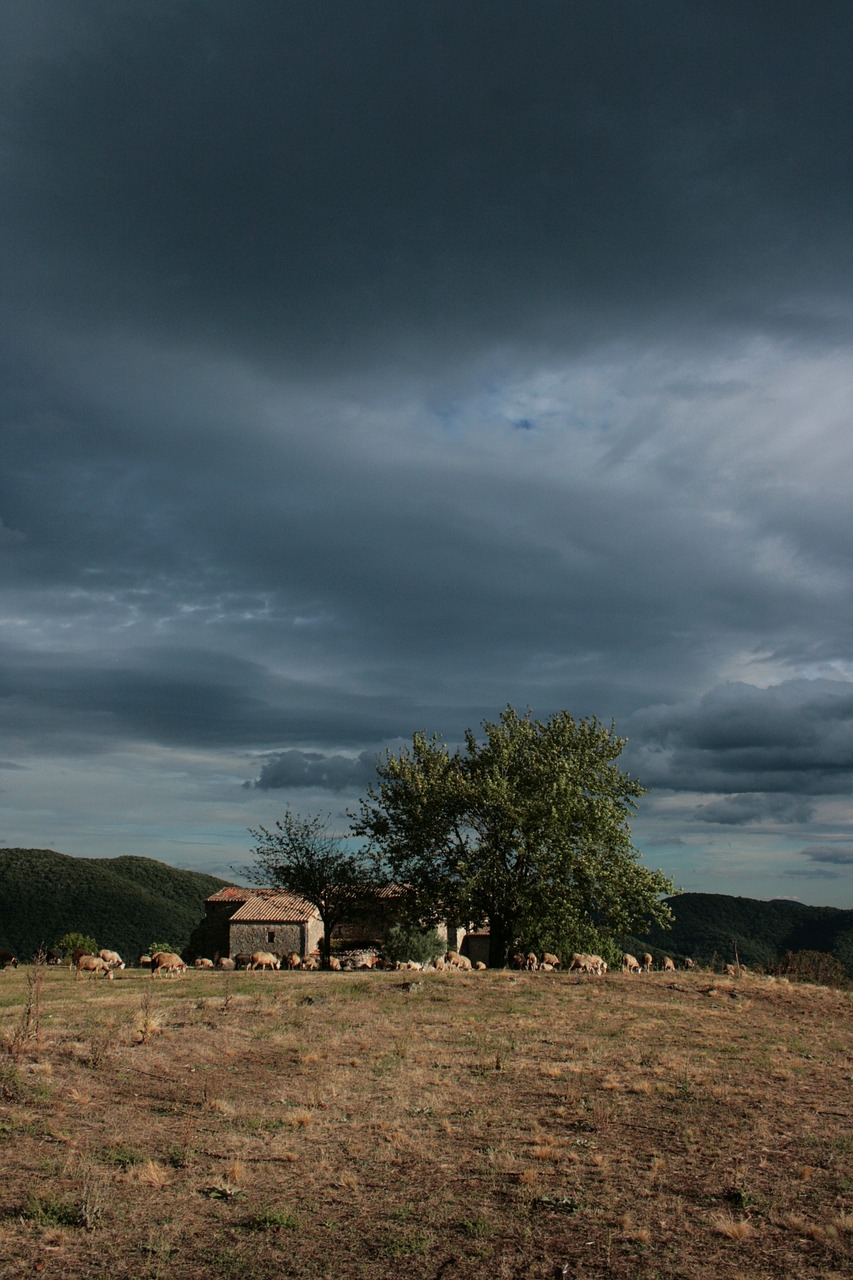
[0,848,233,961]
[632,892,853,978]
[1,852,851,976]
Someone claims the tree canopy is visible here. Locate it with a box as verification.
[353,705,674,967]
[247,809,377,969]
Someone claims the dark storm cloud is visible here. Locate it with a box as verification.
[247,749,378,792]
[629,680,853,803]
[5,1,853,367]
[695,794,814,827]
[799,844,853,867]
[0,641,422,753]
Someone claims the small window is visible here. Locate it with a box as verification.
[267,930,275,943]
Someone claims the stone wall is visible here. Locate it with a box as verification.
[230,922,304,957]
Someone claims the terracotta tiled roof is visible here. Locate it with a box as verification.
[229,892,319,923]
[375,883,407,899]
[206,886,276,903]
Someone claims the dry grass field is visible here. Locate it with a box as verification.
[0,964,850,1280]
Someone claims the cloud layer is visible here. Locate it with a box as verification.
[2,3,853,903]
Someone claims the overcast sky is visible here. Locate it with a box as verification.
[2,2,853,905]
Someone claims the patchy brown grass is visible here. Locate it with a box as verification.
[0,966,850,1278]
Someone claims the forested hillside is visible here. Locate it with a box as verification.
[632,892,853,977]
[0,848,232,961]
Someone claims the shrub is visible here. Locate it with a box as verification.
[777,950,848,988]
[55,932,97,957]
[383,924,445,965]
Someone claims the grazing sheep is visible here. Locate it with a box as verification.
[233,953,253,970]
[525,952,539,971]
[725,963,737,977]
[445,951,472,971]
[217,957,235,970]
[662,956,676,972]
[511,953,526,969]
[542,952,561,969]
[284,953,302,970]
[540,962,554,972]
[683,957,696,970]
[0,950,19,970]
[98,949,125,970]
[622,953,641,973]
[431,955,446,971]
[586,954,606,975]
[302,955,320,971]
[328,956,341,970]
[193,957,214,968]
[75,955,113,980]
[138,955,153,968]
[250,951,280,971]
[474,960,487,970]
[151,952,186,978]
[641,953,653,973]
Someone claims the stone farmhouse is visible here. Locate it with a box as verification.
[191,883,427,962]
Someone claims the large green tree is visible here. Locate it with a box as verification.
[248,809,377,969]
[352,706,674,967]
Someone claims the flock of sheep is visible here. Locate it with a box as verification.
[67,945,697,978]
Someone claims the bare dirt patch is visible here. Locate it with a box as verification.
[0,966,850,1279]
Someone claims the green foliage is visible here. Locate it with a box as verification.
[383,923,445,965]
[638,893,853,978]
[55,932,98,957]
[23,1193,86,1229]
[149,942,177,957]
[242,1207,300,1231]
[354,705,674,967]
[0,848,231,962]
[248,809,378,968]
[778,949,848,987]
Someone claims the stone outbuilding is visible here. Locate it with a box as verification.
[227,892,323,959]
[191,886,321,961]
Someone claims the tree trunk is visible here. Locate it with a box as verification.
[319,915,333,970]
[487,915,512,968]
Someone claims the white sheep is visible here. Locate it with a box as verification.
[622,953,641,973]
[75,955,113,980]
[250,951,281,971]
[151,952,186,978]
[98,949,125,970]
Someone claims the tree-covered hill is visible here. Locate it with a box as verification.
[630,892,853,977]
[0,848,233,961]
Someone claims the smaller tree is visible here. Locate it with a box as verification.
[247,810,376,970]
[55,932,97,958]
